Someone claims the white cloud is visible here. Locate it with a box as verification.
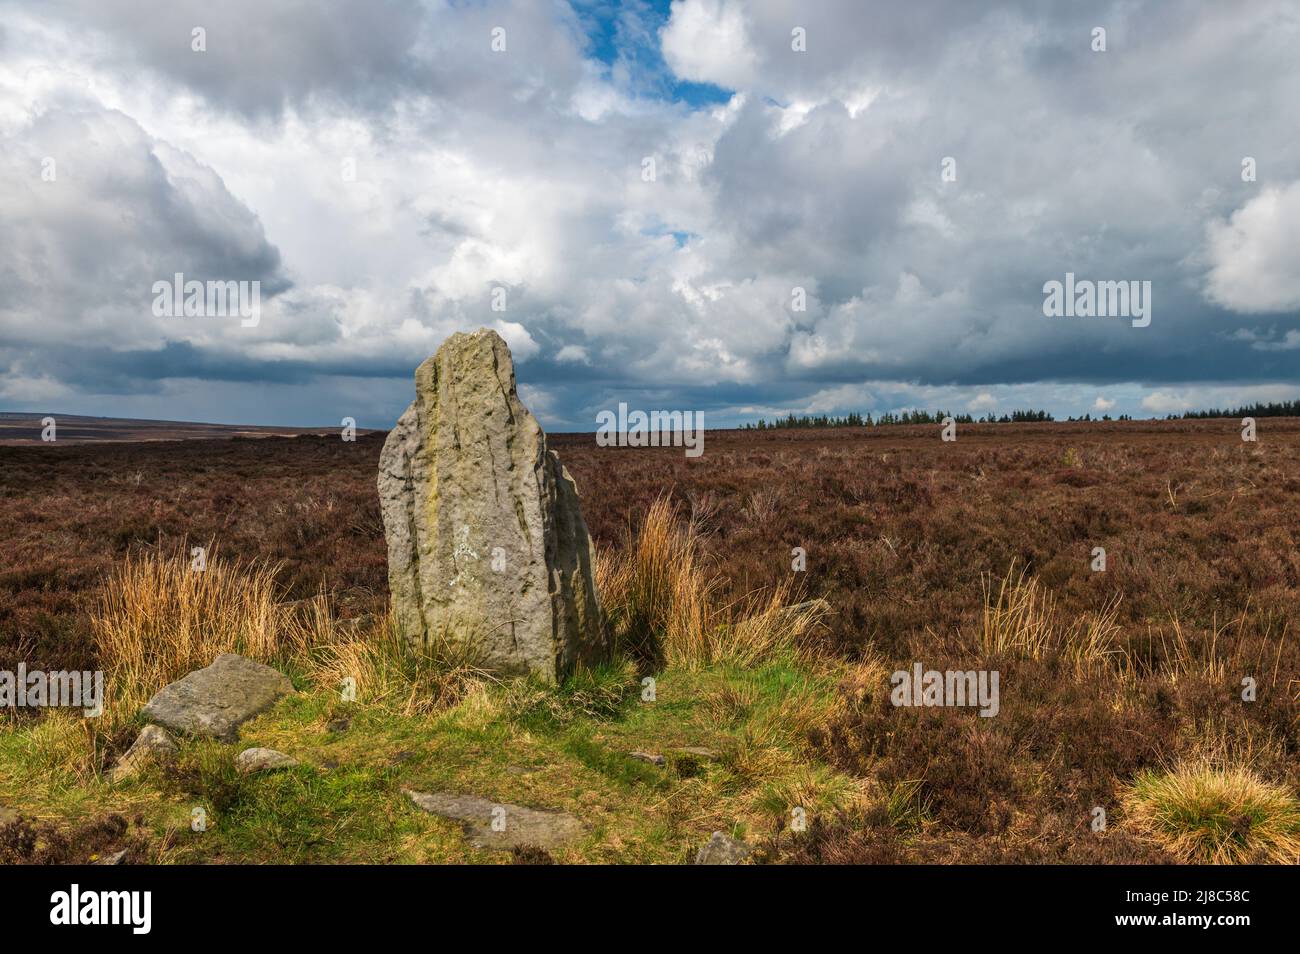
[3,0,1300,429]
[555,344,589,364]
[1141,391,1193,414]
[1203,181,1300,313]
[490,321,539,362]
[1093,396,1116,411]
[660,0,758,89]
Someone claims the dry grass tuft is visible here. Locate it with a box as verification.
[91,544,488,727]
[303,610,491,717]
[1123,761,1300,864]
[597,496,823,670]
[91,544,300,726]
[977,564,1123,676]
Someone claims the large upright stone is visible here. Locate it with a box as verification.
[378,329,606,681]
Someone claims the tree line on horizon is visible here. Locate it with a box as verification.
[742,408,1057,429]
[741,399,1300,431]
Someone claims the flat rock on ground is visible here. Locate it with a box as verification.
[694,831,751,865]
[236,747,298,774]
[107,724,178,782]
[140,654,293,741]
[405,790,583,851]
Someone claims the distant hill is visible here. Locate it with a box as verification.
[0,412,374,445]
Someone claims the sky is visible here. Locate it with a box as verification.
[1,0,1299,430]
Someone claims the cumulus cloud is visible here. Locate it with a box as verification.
[555,344,589,364]
[0,82,289,371]
[660,0,758,89]
[1203,181,1300,313]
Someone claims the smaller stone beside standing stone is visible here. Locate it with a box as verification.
[404,789,582,851]
[140,654,293,741]
[107,725,178,783]
[236,747,298,774]
[694,831,751,865]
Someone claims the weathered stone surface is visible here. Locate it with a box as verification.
[236,747,298,774]
[107,724,178,782]
[404,790,582,851]
[629,751,666,766]
[140,654,293,741]
[379,329,606,681]
[694,831,751,865]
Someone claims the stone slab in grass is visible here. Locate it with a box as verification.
[141,654,293,742]
[405,789,583,851]
[236,747,298,774]
[694,831,751,865]
[107,724,178,782]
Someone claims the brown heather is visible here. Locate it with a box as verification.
[2,418,1299,862]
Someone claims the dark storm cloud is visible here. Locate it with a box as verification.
[52,0,430,119]
[0,96,290,351]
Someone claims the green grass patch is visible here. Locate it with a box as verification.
[0,653,862,864]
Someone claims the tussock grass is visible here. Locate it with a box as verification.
[502,660,641,728]
[1147,602,1291,689]
[91,544,298,727]
[2,710,99,786]
[754,765,865,822]
[598,496,824,671]
[596,497,712,670]
[1123,762,1300,864]
[978,564,1123,676]
[719,583,826,669]
[91,544,488,729]
[883,778,931,832]
[304,609,490,718]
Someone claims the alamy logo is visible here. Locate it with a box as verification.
[152,273,261,327]
[50,884,151,934]
[596,402,704,458]
[890,663,1000,717]
[0,665,103,715]
[1042,272,1151,327]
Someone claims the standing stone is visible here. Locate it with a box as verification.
[378,329,606,681]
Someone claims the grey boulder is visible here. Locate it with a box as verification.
[140,654,293,741]
[236,747,298,774]
[694,831,751,865]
